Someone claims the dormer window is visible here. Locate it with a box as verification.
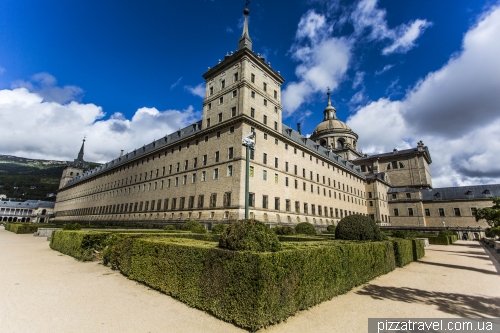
[465,190,473,195]
[483,189,491,194]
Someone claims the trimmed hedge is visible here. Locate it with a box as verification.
[428,235,456,245]
[391,239,413,267]
[295,222,317,235]
[273,226,296,235]
[335,215,383,241]
[219,219,281,252]
[277,235,326,242]
[108,237,396,331]
[5,223,56,234]
[412,239,425,261]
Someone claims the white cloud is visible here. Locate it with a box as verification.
[348,89,367,107]
[347,4,500,187]
[352,71,365,89]
[11,72,83,104]
[382,19,432,55]
[225,26,234,34]
[351,0,431,55]
[184,82,205,98]
[170,76,183,90]
[282,10,351,115]
[0,85,198,163]
[375,64,394,75]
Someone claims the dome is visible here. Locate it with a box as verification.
[313,119,351,133]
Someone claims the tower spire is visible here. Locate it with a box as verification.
[323,88,337,120]
[238,1,252,51]
[77,137,85,162]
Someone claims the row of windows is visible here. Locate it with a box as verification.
[208,73,279,99]
[393,207,477,217]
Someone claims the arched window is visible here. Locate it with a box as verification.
[337,139,344,149]
[386,163,391,170]
[320,139,327,147]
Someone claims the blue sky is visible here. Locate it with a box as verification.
[1,0,500,188]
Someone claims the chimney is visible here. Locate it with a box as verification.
[297,123,301,135]
[119,150,124,157]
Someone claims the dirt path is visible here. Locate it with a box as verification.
[1,227,499,333]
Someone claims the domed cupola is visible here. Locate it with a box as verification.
[310,89,363,161]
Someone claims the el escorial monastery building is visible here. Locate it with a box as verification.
[53,7,497,230]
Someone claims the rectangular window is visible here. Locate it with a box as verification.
[207,118,210,127]
[251,91,255,98]
[234,73,238,82]
[285,177,289,187]
[285,162,289,172]
[192,173,196,183]
[274,197,280,210]
[425,208,430,216]
[263,115,267,124]
[262,195,268,209]
[303,203,308,214]
[184,160,188,170]
[201,171,206,181]
[210,193,217,208]
[221,80,225,89]
[176,162,180,172]
[264,99,267,106]
[454,208,461,216]
[295,201,300,213]
[188,196,195,209]
[218,113,222,122]
[311,204,316,215]
[368,192,373,198]
[251,73,255,83]
[208,102,212,110]
[285,199,290,212]
[392,193,397,199]
[230,126,234,133]
[263,82,267,91]
[264,133,267,140]
[209,86,213,95]
[214,168,219,179]
[227,165,233,176]
[171,198,176,210]
[392,161,398,169]
[408,208,414,216]
[274,157,278,168]
[175,177,179,187]
[439,208,445,216]
[203,154,207,166]
[274,90,277,98]
[228,147,234,159]
[394,208,399,216]
[294,179,298,189]
[249,193,255,207]
[406,193,411,199]
[144,201,149,211]
[193,157,197,168]
[263,170,267,180]
[224,192,232,207]
[231,107,236,117]
[179,197,185,209]
[215,151,220,162]
[197,195,204,208]
[263,153,267,164]
[471,207,477,216]
[182,175,187,185]
[232,90,237,98]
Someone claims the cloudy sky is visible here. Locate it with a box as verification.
[0,0,499,188]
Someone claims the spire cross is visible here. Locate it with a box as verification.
[327,87,332,106]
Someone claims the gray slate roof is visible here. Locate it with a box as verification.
[355,146,432,163]
[281,124,364,177]
[0,200,55,209]
[62,120,364,189]
[421,184,500,201]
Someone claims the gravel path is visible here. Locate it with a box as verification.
[1,227,499,333]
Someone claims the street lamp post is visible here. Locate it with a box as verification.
[242,132,255,220]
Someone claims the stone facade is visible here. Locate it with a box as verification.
[0,200,55,223]
[53,7,498,230]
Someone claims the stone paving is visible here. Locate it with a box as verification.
[0,227,499,333]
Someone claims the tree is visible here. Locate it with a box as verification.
[475,197,500,227]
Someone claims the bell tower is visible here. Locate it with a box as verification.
[58,138,89,189]
[201,4,285,134]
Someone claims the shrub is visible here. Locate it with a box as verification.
[274,226,296,235]
[335,214,383,241]
[295,222,317,235]
[211,224,228,234]
[163,225,176,231]
[391,230,409,239]
[63,223,81,230]
[182,220,205,231]
[5,223,55,234]
[412,239,425,260]
[428,236,451,245]
[391,239,413,267]
[50,231,114,261]
[439,230,456,236]
[218,219,281,252]
[109,237,396,331]
[326,225,336,234]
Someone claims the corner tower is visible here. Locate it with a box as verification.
[58,139,89,189]
[201,5,285,133]
[310,90,363,161]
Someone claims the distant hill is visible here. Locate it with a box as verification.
[0,155,100,201]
